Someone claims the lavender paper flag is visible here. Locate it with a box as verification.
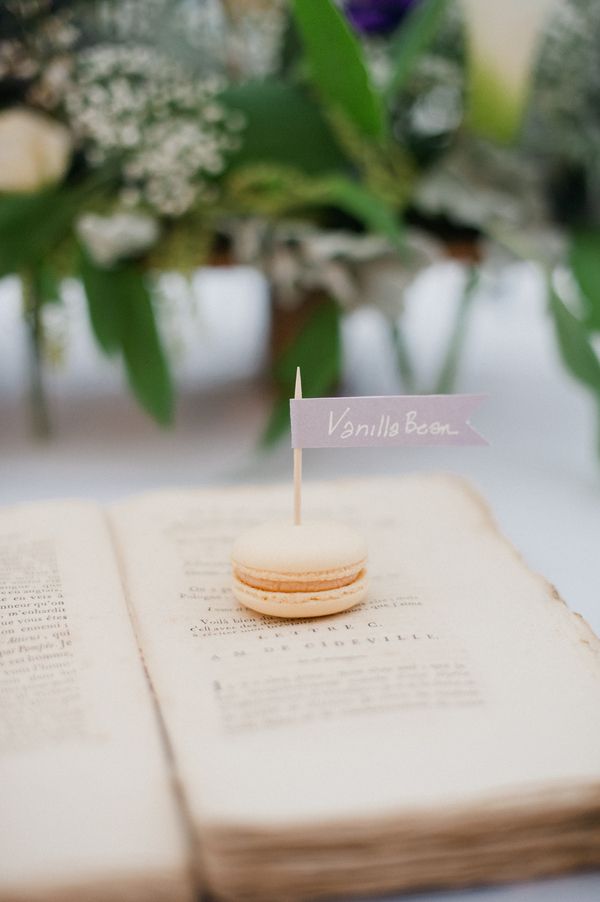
[290,395,488,449]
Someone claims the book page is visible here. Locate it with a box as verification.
[109,475,600,844]
[0,500,193,902]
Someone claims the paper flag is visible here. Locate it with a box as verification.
[290,395,488,449]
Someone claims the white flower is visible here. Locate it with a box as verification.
[0,108,71,192]
[76,212,160,267]
[460,0,557,142]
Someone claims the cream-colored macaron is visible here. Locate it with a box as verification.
[231,520,368,618]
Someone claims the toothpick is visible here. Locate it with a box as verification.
[293,367,302,526]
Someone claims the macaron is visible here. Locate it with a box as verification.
[231,520,368,618]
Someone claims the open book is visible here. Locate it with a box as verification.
[2,475,600,902]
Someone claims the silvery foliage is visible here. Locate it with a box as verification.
[228,218,440,315]
[91,0,285,80]
[527,0,600,218]
[384,0,600,244]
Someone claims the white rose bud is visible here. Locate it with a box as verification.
[0,108,71,193]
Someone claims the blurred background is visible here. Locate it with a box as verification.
[1,0,599,635]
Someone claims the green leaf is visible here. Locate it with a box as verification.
[228,164,403,251]
[273,298,341,390]
[549,286,600,395]
[263,298,342,445]
[223,80,348,175]
[320,176,404,252]
[37,263,63,306]
[0,188,80,277]
[79,252,174,425]
[387,0,448,98]
[569,230,600,332]
[120,276,174,426]
[261,395,295,448]
[291,0,386,140]
[433,265,478,393]
[79,248,123,355]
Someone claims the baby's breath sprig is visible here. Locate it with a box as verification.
[64,44,245,218]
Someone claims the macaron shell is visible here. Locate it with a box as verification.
[231,520,367,575]
[232,570,367,619]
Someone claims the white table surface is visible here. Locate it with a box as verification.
[1,261,599,901]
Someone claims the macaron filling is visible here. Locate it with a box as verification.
[232,564,366,594]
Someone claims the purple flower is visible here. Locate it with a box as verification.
[344,0,421,35]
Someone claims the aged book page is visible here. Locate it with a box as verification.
[110,475,600,898]
[0,500,194,902]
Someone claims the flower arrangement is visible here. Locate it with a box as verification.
[1,0,600,451]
